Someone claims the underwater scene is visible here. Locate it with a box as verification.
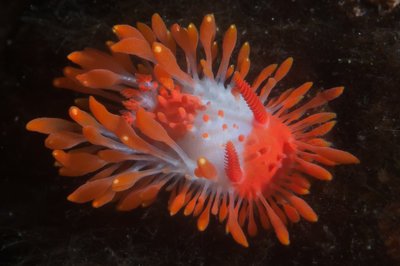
[1,0,400,265]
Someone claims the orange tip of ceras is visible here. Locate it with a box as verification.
[67,194,74,202]
[281,236,290,246]
[226,225,249,247]
[25,120,35,131]
[169,193,185,216]
[153,44,162,54]
[336,86,344,95]
[67,51,81,63]
[237,235,250,248]
[69,106,79,117]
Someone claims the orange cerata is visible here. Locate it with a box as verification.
[26,13,359,247]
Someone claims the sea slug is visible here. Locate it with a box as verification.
[26,13,359,246]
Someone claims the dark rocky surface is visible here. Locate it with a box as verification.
[1,0,400,265]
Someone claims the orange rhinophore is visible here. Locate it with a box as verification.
[224,141,243,183]
[26,13,359,247]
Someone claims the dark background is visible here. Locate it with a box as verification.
[1,0,400,265]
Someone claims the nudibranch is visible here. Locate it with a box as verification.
[26,14,359,246]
